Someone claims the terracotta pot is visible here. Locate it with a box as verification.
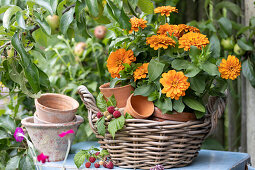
[21,115,84,162]
[153,107,197,122]
[124,94,154,119]
[99,83,134,108]
[35,93,79,123]
[34,113,77,124]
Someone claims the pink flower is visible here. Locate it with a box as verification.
[58,129,74,138]
[37,153,49,163]
[14,127,24,142]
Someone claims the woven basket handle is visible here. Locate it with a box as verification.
[206,96,226,137]
[78,85,100,134]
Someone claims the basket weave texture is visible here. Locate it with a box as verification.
[78,85,225,169]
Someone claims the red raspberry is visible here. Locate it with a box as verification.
[106,161,114,169]
[107,106,115,114]
[103,162,107,168]
[97,112,103,118]
[89,156,96,163]
[113,110,121,118]
[85,162,91,168]
[95,152,100,156]
[94,162,100,168]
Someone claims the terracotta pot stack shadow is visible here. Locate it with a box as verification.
[21,93,84,162]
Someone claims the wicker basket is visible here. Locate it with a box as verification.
[78,85,225,169]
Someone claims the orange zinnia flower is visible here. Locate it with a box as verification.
[129,17,147,34]
[160,70,190,100]
[154,6,178,17]
[218,55,241,80]
[133,63,149,81]
[157,24,179,37]
[106,49,136,78]
[177,24,200,38]
[178,32,209,51]
[146,35,176,50]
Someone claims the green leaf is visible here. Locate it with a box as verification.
[11,33,40,93]
[137,0,154,14]
[32,28,48,47]
[27,0,53,15]
[183,97,205,113]
[100,149,110,157]
[96,93,107,112]
[185,64,200,77]
[0,115,16,133]
[127,0,138,17]
[0,129,10,140]
[107,95,117,107]
[190,75,206,94]
[195,111,205,119]
[237,37,254,51]
[118,8,131,30]
[19,155,35,170]
[189,46,200,62]
[110,78,126,88]
[155,98,172,114]
[242,59,255,88]
[74,150,87,168]
[108,115,125,138]
[148,59,165,81]
[37,66,50,88]
[173,98,185,113]
[0,5,11,14]
[215,1,241,16]
[86,0,99,17]
[96,116,106,136]
[201,61,219,76]
[6,156,21,170]
[3,6,21,29]
[16,11,26,30]
[50,0,58,14]
[60,7,75,34]
[171,59,190,70]
[134,84,155,97]
[210,34,221,58]
[218,17,232,36]
[125,113,133,119]
[35,17,51,35]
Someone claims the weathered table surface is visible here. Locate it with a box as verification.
[40,141,251,170]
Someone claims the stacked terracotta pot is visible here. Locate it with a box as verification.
[21,93,84,162]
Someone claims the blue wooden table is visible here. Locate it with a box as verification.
[40,141,252,170]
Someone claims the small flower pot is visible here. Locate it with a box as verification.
[153,107,197,122]
[35,93,79,123]
[124,94,154,119]
[99,83,134,108]
[21,115,84,162]
[34,113,77,124]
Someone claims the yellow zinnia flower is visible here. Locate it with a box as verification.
[218,55,241,80]
[154,6,178,17]
[129,17,147,34]
[178,32,209,51]
[133,63,149,81]
[106,49,136,78]
[160,70,190,100]
[146,35,176,50]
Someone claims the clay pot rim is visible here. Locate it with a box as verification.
[22,115,84,127]
[35,93,79,112]
[34,113,77,124]
[99,82,133,90]
[127,94,154,119]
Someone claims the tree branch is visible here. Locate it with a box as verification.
[62,4,75,14]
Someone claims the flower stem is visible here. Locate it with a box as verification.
[158,49,161,62]
[62,139,71,170]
